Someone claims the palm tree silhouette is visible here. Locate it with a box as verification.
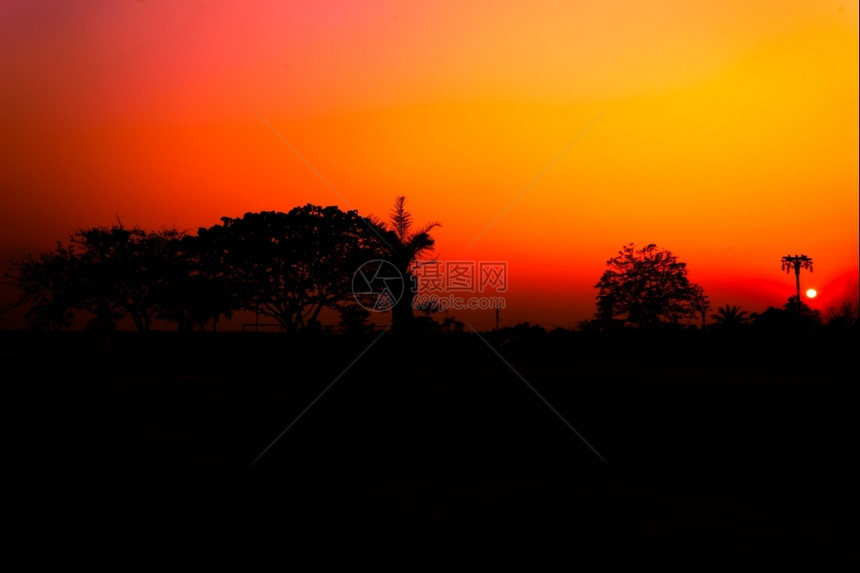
[372,196,440,334]
[711,304,750,327]
[781,254,813,314]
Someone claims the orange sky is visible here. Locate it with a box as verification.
[1,0,858,330]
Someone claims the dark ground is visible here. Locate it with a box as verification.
[4,328,858,563]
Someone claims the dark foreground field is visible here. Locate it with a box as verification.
[5,329,858,564]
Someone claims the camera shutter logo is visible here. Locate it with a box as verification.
[351,259,405,312]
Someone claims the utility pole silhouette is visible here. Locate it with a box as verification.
[781,254,813,314]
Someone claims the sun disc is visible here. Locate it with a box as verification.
[805,288,817,299]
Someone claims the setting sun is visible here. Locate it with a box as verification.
[806,288,818,299]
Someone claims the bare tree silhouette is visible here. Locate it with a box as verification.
[781,254,813,314]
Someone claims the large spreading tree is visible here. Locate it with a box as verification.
[198,204,383,334]
[595,243,707,329]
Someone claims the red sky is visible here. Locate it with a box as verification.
[1,0,858,331]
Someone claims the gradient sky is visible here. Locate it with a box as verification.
[2,0,858,330]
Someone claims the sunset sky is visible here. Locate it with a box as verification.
[1,0,857,330]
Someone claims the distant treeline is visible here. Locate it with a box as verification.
[2,202,857,340]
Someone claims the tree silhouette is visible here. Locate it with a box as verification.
[441,315,465,334]
[151,232,235,332]
[7,241,83,329]
[781,254,813,314]
[825,301,859,333]
[7,224,189,331]
[595,243,705,329]
[782,295,822,325]
[72,225,185,332]
[183,231,238,332]
[752,295,823,333]
[690,284,711,329]
[337,303,375,337]
[199,205,380,334]
[711,304,751,328]
[371,196,440,335]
